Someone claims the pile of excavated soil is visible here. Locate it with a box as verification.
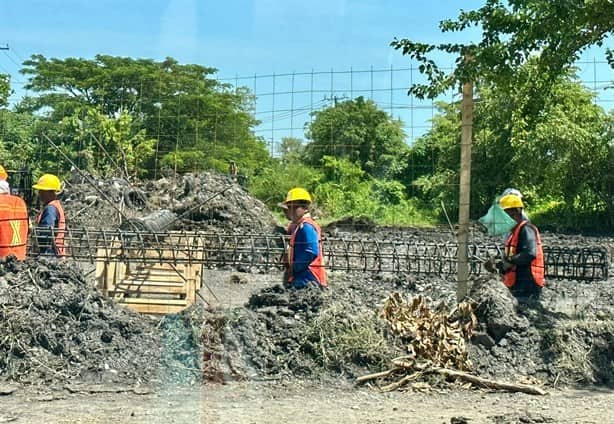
[468,276,614,386]
[0,257,204,387]
[0,257,160,386]
[199,268,614,388]
[2,248,611,390]
[199,274,410,383]
[61,172,277,234]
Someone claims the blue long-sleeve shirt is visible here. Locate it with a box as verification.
[291,221,320,288]
[37,203,61,255]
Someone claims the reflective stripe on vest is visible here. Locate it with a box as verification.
[503,220,544,288]
[37,199,66,257]
[288,215,327,287]
[0,194,29,260]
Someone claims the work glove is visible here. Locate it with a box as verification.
[497,257,514,273]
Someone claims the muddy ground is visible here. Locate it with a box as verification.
[1,172,613,423]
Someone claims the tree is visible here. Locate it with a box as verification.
[0,109,40,170]
[304,96,409,179]
[405,66,612,230]
[0,74,10,108]
[392,0,613,104]
[17,55,269,176]
[58,107,156,179]
[279,136,304,165]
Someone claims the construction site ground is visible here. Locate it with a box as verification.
[2,380,613,423]
[1,173,613,423]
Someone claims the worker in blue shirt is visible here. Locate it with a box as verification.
[282,188,327,289]
[33,174,66,257]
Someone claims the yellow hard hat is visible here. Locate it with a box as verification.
[32,173,62,192]
[284,187,312,204]
[0,165,7,180]
[499,194,524,210]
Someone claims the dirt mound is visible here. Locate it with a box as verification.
[323,216,377,234]
[468,277,614,387]
[62,171,277,234]
[200,274,413,382]
[0,257,160,386]
[195,269,614,390]
[0,257,208,387]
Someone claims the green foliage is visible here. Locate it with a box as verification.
[279,136,305,165]
[312,156,433,225]
[58,108,156,178]
[0,74,10,108]
[402,63,613,230]
[304,97,409,179]
[0,109,40,170]
[248,160,324,210]
[17,55,269,176]
[392,0,613,102]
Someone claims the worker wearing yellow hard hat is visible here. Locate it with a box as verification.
[32,174,66,257]
[492,192,544,303]
[0,166,28,260]
[281,187,327,290]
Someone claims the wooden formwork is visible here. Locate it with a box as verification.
[94,233,202,315]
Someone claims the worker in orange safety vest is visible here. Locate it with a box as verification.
[0,179,29,260]
[32,174,66,257]
[497,194,544,302]
[281,187,327,289]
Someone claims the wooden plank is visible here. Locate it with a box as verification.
[129,270,188,279]
[118,297,188,306]
[121,303,189,315]
[111,284,189,295]
[185,278,195,303]
[118,279,187,287]
[94,258,107,291]
[121,274,187,284]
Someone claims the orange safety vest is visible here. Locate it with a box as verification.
[288,215,327,287]
[0,194,29,260]
[503,220,544,288]
[36,199,66,257]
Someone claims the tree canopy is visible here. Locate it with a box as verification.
[392,0,613,100]
[304,96,409,179]
[15,55,270,177]
[403,64,613,229]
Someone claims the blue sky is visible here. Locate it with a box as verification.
[3,0,486,73]
[2,0,612,147]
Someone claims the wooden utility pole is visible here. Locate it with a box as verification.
[457,79,473,302]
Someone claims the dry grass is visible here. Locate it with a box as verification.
[544,319,614,385]
[302,302,399,372]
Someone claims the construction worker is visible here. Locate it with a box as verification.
[0,179,29,260]
[282,187,327,289]
[492,194,544,302]
[32,174,66,257]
